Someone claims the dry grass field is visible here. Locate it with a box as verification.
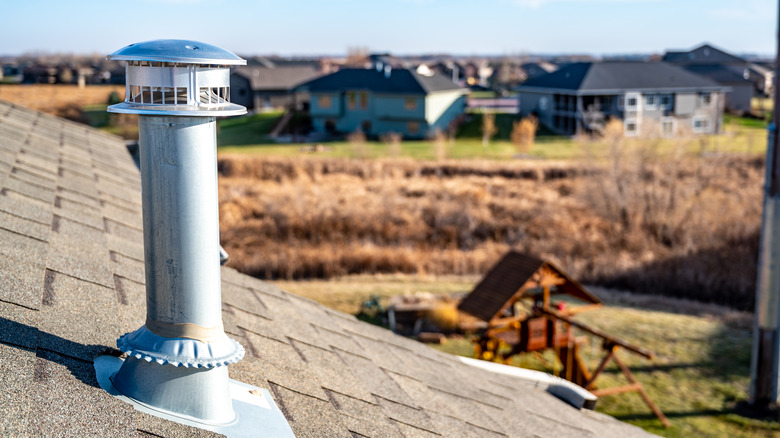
[218,143,764,309]
[0,84,123,115]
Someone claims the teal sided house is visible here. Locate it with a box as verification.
[297,67,467,139]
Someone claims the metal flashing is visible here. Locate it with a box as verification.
[95,355,295,437]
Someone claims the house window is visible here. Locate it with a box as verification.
[701,93,712,106]
[624,118,639,136]
[692,116,709,133]
[360,92,368,110]
[407,121,420,136]
[624,93,639,111]
[617,96,624,110]
[661,117,675,136]
[347,92,356,110]
[644,95,657,110]
[318,95,332,109]
[405,98,417,111]
[659,94,672,109]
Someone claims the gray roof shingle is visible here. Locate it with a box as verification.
[0,99,655,437]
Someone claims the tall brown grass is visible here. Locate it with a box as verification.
[218,151,764,310]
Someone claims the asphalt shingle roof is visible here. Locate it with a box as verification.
[681,64,752,85]
[663,44,747,65]
[0,99,655,437]
[231,65,322,91]
[297,68,463,94]
[520,61,724,92]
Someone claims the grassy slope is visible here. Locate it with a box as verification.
[272,275,779,438]
[217,111,284,145]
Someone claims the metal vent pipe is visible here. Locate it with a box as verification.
[106,39,246,424]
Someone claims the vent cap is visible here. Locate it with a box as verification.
[107,39,246,116]
[107,39,246,65]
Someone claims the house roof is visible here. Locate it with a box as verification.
[231,65,322,91]
[521,62,559,80]
[662,43,747,65]
[519,61,724,93]
[458,251,601,322]
[680,64,753,85]
[297,68,463,95]
[0,99,654,437]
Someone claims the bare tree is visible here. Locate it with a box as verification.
[381,132,402,158]
[348,129,367,159]
[482,112,497,147]
[345,46,370,67]
[433,130,449,161]
[510,115,538,155]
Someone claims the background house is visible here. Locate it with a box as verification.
[517,61,728,137]
[663,43,773,113]
[521,61,559,82]
[230,60,323,111]
[297,67,467,139]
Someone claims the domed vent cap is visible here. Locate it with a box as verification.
[107,39,247,116]
[107,39,246,65]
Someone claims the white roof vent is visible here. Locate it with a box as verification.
[95,39,294,437]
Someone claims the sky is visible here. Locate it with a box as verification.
[0,0,776,57]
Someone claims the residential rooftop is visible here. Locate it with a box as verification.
[297,67,464,94]
[662,43,748,65]
[519,61,726,93]
[231,65,323,91]
[0,99,654,437]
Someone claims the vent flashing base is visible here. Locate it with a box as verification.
[95,355,295,438]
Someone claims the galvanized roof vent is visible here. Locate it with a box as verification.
[107,39,246,116]
[95,39,293,437]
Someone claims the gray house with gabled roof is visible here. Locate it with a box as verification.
[297,67,467,139]
[517,61,729,137]
[663,43,772,112]
[230,64,323,111]
[0,99,656,437]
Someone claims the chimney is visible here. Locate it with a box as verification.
[94,40,293,436]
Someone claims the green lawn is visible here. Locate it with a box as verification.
[216,112,769,161]
[752,97,773,113]
[82,103,111,128]
[724,113,769,130]
[217,111,284,145]
[273,275,778,438]
[218,137,581,161]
